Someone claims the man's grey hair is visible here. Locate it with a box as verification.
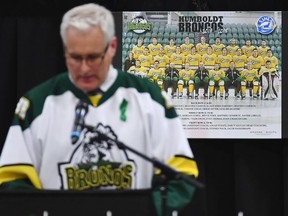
[60,3,115,45]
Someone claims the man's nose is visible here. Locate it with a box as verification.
[80,59,91,72]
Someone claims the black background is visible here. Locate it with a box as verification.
[0,1,286,216]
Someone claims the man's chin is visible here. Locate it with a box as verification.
[77,83,99,93]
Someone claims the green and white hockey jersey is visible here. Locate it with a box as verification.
[0,66,198,193]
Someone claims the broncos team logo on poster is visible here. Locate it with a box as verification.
[58,123,136,190]
[127,13,152,34]
[255,15,277,35]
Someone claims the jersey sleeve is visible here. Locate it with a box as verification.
[0,96,42,189]
[147,89,199,216]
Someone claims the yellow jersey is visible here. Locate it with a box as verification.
[248,56,264,70]
[241,45,256,57]
[179,69,195,81]
[180,43,194,56]
[185,53,202,67]
[240,69,258,82]
[217,55,233,69]
[209,69,225,81]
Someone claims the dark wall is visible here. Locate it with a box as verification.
[0,2,286,216]
[188,139,285,216]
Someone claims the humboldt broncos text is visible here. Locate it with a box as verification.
[179,16,224,33]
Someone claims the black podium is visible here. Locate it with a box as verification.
[0,189,157,216]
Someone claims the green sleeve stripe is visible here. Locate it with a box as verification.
[152,175,196,216]
[0,179,37,190]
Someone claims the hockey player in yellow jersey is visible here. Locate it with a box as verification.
[217,47,232,71]
[202,45,217,70]
[241,39,256,58]
[132,37,145,59]
[164,38,177,58]
[240,61,260,99]
[138,46,154,71]
[258,40,270,59]
[211,36,225,56]
[148,37,162,58]
[153,47,170,70]
[209,63,226,99]
[248,48,264,73]
[170,46,185,69]
[226,38,239,57]
[147,60,165,89]
[196,36,209,56]
[178,62,196,98]
[127,59,148,78]
[258,60,279,100]
[186,46,202,70]
[264,49,279,70]
[233,48,247,72]
[180,36,194,56]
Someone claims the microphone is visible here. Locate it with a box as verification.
[71,100,89,144]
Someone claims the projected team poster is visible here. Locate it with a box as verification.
[122,11,282,139]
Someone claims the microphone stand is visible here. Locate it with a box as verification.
[89,126,205,189]
[82,124,205,216]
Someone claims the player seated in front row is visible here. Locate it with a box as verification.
[239,61,260,99]
[127,59,148,78]
[208,63,226,99]
[177,63,196,98]
[258,59,280,100]
[147,60,165,90]
[164,62,180,97]
[194,62,210,99]
[224,61,241,99]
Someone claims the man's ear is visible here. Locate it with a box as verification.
[108,36,118,57]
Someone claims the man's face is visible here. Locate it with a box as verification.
[214,64,220,70]
[65,26,117,92]
[253,50,258,57]
[137,38,143,45]
[207,47,212,54]
[152,37,157,44]
[154,61,159,68]
[201,37,206,43]
[237,48,242,55]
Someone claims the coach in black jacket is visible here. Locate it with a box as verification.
[164,62,179,97]
[225,61,241,98]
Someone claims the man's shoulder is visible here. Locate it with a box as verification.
[117,70,159,91]
[25,72,70,99]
